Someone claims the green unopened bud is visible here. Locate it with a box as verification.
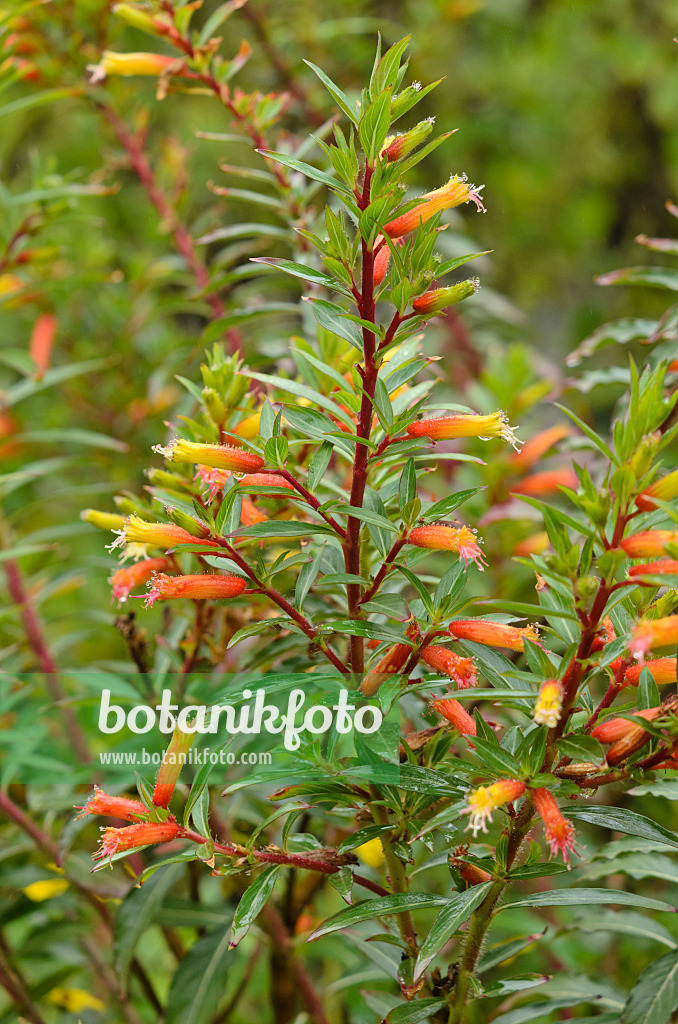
[412,279,479,315]
[628,432,661,480]
[228,374,251,408]
[113,3,168,35]
[390,82,423,121]
[164,506,212,539]
[596,548,627,583]
[81,509,126,531]
[146,468,198,493]
[382,118,435,161]
[113,494,156,521]
[202,386,226,424]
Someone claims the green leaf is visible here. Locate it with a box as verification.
[421,487,483,522]
[309,893,447,941]
[359,88,392,163]
[622,949,678,1024]
[553,403,619,466]
[413,883,493,981]
[570,910,677,950]
[114,864,183,976]
[385,999,448,1023]
[563,806,678,851]
[235,520,334,539]
[331,504,398,532]
[307,441,334,491]
[251,257,336,288]
[245,369,354,426]
[500,888,674,913]
[597,266,678,291]
[166,927,232,1024]
[229,865,280,948]
[0,87,79,121]
[303,60,359,124]
[492,1001,614,1024]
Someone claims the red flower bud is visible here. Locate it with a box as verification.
[429,696,476,735]
[449,619,539,652]
[510,424,571,469]
[110,557,170,604]
[628,560,678,578]
[153,729,196,808]
[75,787,147,822]
[421,646,477,687]
[532,788,578,864]
[95,821,182,864]
[621,531,678,559]
[636,469,678,511]
[143,573,246,608]
[239,473,294,494]
[510,467,578,496]
[622,658,677,688]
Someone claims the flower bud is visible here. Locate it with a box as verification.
[201,387,226,424]
[240,497,267,526]
[412,279,479,315]
[622,658,677,688]
[510,467,578,496]
[510,424,571,469]
[29,312,56,378]
[81,509,126,532]
[373,242,392,286]
[627,432,661,480]
[153,728,196,808]
[429,696,476,735]
[239,473,294,494]
[628,560,678,579]
[164,506,212,538]
[110,557,170,603]
[449,619,539,652]
[463,779,525,836]
[143,572,246,608]
[94,821,182,864]
[636,469,678,511]
[531,788,578,864]
[75,787,147,822]
[409,524,486,570]
[384,175,485,239]
[533,680,564,729]
[621,530,678,559]
[112,516,219,552]
[421,646,477,687]
[513,532,550,557]
[231,410,262,441]
[407,410,517,446]
[591,706,662,744]
[630,616,678,659]
[113,3,169,34]
[382,118,434,161]
[361,641,412,697]
[154,438,264,474]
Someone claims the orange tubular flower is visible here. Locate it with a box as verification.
[531,788,578,864]
[111,516,218,553]
[628,560,678,578]
[75,787,147,822]
[429,696,477,736]
[240,497,267,527]
[88,50,180,83]
[412,280,479,315]
[630,616,678,659]
[421,646,477,688]
[407,410,517,447]
[636,469,678,511]
[513,532,550,557]
[533,680,564,729]
[621,531,678,559]
[591,706,663,744]
[29,312,56,377]
[384,175,485,239]
[623,658,677,688]
[94,822,182,864]
[110,557,170,604]
[409,524,487,571]
[361,643,412,697]
[509,424,571,470]
[153,729,196,808]
[144,573,246,608]
[373,243,392,286]
[154,439,264,474]
[231,410,262,441]
[510,467,578,496]
[239,473,295,494]
[449,619,539,652]
[463,779,526,836]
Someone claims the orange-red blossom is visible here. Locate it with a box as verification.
[75,787,147,822]
[429,696,476,736]
[630,616,678,660]
[531,788,578,864]
[636,469,678,511]
[409,524,487,571]
[628,560,678,578]
[510,467,578,496]
[463,779,526,836]
[421,646,477,688]
[591,706,664,744]
[95,822,182,865]
[88,51,182,84]
[239,473,294,493]
[144,573,246,608]
[384,175,485,239]
[621,531,678,559]
[510,424,571,470]
[449,619,539,652]
[110,557,170,603]
[407,411,517,447]
[155,439,264,474]
[360,626,419,696]
[153,729,196,808]
[111,517,219,553]
[622,658,677,688]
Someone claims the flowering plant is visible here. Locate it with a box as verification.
[3,5,678,1024]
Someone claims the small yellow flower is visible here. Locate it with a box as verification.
[533,680,564,729]
[47,988,105,1013]
[355,837,385,868]
[23,878,69,902]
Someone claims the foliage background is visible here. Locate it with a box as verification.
[4,1,678,1023]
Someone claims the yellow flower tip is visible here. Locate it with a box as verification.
[47,988,106,1013]
[81,508,126,532]
[355,837,385,868]
[464,779,525,836]
[533,680,564,729]
[23,878,69,902]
